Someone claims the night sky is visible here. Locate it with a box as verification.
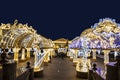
[0,0,120,40]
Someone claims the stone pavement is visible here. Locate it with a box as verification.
[35,57,87,80]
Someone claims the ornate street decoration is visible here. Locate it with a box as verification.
[69,18,120,49]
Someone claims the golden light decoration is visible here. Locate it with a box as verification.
[70,18,120,49]
[93,18,119,34]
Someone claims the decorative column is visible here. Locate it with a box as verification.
[103,49,110,64]
[92,49,96,60]
[75,49,78,59]
[48,52,50,62]
[70,49,74,59]
[14,47,19,62]
[51,49,55,57]
[21,48,26,60]
[27,48,30,59]
[44,50,49,66]
[46,49,50,62]
[52,49,55,58]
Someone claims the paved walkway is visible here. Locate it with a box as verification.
[91,57,105,70]
[35,57,87,80]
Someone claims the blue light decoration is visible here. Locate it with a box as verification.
[80,37,90,59]
[89,18,120,49]
[69,18,120,50]
[69,36,82,49]
[77,37,91,72]
[114,35,120,48]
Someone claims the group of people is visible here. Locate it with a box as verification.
[58,52,66,59]
[0,47,14,59]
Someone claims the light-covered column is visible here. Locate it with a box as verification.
[70,49,74,59]
[103,49,110,64]
[21,48,26,60]
[46,52,50,62]
[75,50,78,59]
[52,49,55,57]
[14,47,19,62]
[26,48,30,59]
[46,49,50,62]
[92,49,96,59]
[67,49,71,57]
[73,49,79,65]
[44,50,49,63]
[50,49,53,59]
[44,50,49,66]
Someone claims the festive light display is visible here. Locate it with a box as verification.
[69,18,120,49]
[69,36,82,49]
[0,20,55,73]
[76,37,91,72]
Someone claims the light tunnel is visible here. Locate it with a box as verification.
[68,18,120,71]
[0,20,55,75]
[1,26,34,48]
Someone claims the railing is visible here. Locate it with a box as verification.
[89,69,106,80]
[96,54,104,59]
[16,69,30,80]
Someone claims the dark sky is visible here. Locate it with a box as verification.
[0,0,120,40]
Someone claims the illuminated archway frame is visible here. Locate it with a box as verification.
[69,18,120,64]
[89,18,120,64]
[70,18,120,49]
[0,20,36,48]
[69,36,80,49]
[0,20,55,74]
[0,20,53,48]
[88,18,120,49]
